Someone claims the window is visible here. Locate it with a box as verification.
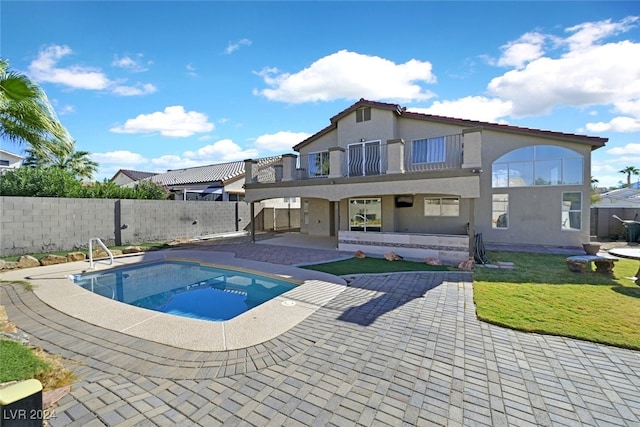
[355,107,371,123]
[411,137,445,164]
[424,197,459,216]
[492,145,583,188]
[561,192,582,231]
[492,194,508,228]
[349,198,381,232]
[308,151,330,177]
[0,160,9,166]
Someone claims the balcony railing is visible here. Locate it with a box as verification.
[250,133,465,183]
[405,133,463,172]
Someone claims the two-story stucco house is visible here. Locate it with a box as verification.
[244,99,607,263]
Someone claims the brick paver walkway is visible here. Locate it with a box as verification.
[3,241,640,426]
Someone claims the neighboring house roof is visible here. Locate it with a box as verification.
[151,156,282,187]
[593,188,640,208]
[111,169,158,182]
[293,98,608,151]
[0,149,24,162]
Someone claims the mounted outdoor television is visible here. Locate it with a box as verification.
[395,196,414,208]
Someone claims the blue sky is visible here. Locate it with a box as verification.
[2,1,639,187]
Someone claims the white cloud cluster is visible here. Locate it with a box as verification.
[487,17,640,123]
[254,131,311,152]
[91,150,148,166]
[28,45,156,96]
[182,139,259,162]
[408,96,512,123]
[254,50,436,103]
[110,106,215,137]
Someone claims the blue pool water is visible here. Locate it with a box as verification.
[73,260,297,321]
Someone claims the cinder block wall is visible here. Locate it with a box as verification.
[0,197,259,256]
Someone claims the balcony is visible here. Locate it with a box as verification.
[246,129,481,185]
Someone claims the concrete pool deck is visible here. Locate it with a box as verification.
[1,248,348,351]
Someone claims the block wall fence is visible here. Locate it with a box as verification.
[0,196,262,256]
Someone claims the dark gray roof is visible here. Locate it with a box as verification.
[112,169,157,182]
[151,156,281,186]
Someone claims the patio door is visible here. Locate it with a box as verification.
[348,140,381,176]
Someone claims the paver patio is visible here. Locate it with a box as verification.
[2,240,640,426]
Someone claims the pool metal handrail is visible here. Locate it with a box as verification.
[89,237,113,269]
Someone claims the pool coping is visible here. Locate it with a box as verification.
[1,249,347,351]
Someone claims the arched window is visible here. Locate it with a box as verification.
[492,145,583,188]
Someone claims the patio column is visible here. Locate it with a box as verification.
[328,147,345,178]
[282,154,297,182]
[244,159,258,185]
[250,202,255,242]
[462,127,482,169]
[386,138,405,174]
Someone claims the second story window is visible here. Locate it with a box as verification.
[412,137,446,164]
[356,107,371,123]
[308,151,330,177]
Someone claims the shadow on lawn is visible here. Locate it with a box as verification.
[612,285,640,299]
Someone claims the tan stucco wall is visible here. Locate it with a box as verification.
[474,129,594,246]
[300,198,332,236]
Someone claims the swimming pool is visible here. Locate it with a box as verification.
[73,260,298,321]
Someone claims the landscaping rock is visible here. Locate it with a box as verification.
[92,249,123,258]
[384,252,403,261]
[458,257,475,270]
[67,252,86,262]
[17,255,40,268]
[39,254,67,266]
[0,260,19,271]
[123,246,144,254]
[354,250,366,259]
[424,257,442,265]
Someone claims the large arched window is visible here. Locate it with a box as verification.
[492,145,583,188]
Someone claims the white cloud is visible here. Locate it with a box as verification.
[91,150,148,166]
[182,139,259,163]
[112,54,150,72]
[111,82,157,96]
[605,143,640,156]
[497,32,547,69]
[407,96,513,123]
[151,155,203,171]
[186,63,197,77]
[28,45,111,90]
[225,38,252,54]
[254,50,436,103]
[27,44,155,96]
[254,131,311,152]
[586,116,640,133]
[110,106,215,137]
[486,17,640,118]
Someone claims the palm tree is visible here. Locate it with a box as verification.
[0,58,70,148]
[24,138,98,180]
[619,166,640,188]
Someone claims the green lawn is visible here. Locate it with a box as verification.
[303,252,640,350]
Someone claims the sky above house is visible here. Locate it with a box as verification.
[2,1,639,187]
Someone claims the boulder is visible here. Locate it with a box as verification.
[17,255,40,268]
[424,258,442,266]
[458,257,475,270]
[123,246,144,254]
[354,250,366,259]
[0,260,18,271]
[66,252,86,262]
[384,251,404,261]
[39,254,67,266]
[92,249,122,259]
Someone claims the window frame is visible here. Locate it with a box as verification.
[349,198,382,232]
[411,136,446,164]
[561,192,582,231]
[308,150,330,177]
[355,107,371,123]
[492,194,509,229]
[492,145,583,188]
[423,196,460,217]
